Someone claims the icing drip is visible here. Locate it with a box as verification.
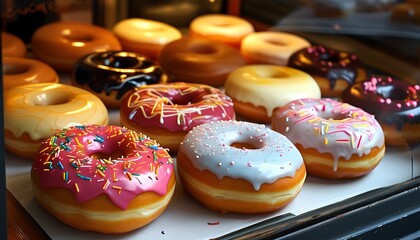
[73,51,163,100]
[342,76,420,129]
[179,120,304,190]
[121,82,235,132]
[288,45,362,89]
[32,125,174,210]
[272,98,384,171]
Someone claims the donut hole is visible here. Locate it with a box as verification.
[30,91,73,106]
[317,112,348,121]
[102,56,141,68]
[3,64,30,75]
[91,150,124,160]
[189,43,217,54]
[256,68,290,79]
[320,53,341,63]
[212,22,233,27]
[264,39,287,46]
[230,141,262,150]
[63,32,94,44]
[376,85,407,100]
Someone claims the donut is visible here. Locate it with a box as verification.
[120,82,235,152]
[288,45,367,97]
[4,83,108,159]
[2,32,26,58]
[356,0,397,12]
[31,124,175,234]
[113,18,182,60]
[177,120,306,214]
[240,31,311,65]
[189,14,254,48]
[3,57,59,90]
[391,0,420,25]
[342,75,420,147]
[31,21,122,72]
[224,65,321,123]
[72,51,166,108]
[159,37,246,86]
[272,98,385,179]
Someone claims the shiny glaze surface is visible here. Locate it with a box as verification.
[179,120,304,191]
[342,76,420,129]
[272,98,385,170]
[121,82,235,132]
[73,51,164,100]
[3,57,58,90]
[288,45,363,89]
[2,32,26,58]
[32,125,174,210]
[4,83,108,141]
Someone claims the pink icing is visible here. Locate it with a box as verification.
[120,82,235,132]
[31,125,174,210]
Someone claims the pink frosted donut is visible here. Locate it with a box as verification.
[120,82,235,151]
[272,98,385,179]
[31,124,175,234]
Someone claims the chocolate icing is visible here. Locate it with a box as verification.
[342,75,420,129]
[73,51,163,100]
[288,45,361,89]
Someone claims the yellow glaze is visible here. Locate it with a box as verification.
[4,83,109,158]
[224,65,321,118]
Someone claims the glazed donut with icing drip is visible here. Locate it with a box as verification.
[288,45,367,97]
[120,82,235,152]
[189,14,254,48]
[272,98,385,179]
[177,120,306,214]
[3,57,58,90]
[4,83,108,159]
[31,125,175,234]
[342,75,420,147]
[73,51,166,108]
[224,65,321,123]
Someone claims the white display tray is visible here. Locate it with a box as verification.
[6,107,419,239]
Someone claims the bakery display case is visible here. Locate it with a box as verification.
[2,0,420,239]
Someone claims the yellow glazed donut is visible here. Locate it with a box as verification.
[113,18,182,60]
[2,32,26,58]
[31,22,122,72]
[189,14,254,48]
[3,57,58,90]
[241,31,311,65]
[224,65,321,123]
[4,83,109,159]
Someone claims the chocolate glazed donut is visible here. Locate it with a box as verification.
[342,75,420,146]
[72,51,165,107]
[288,45,366,97]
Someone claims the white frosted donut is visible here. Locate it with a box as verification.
[224,65,321,123]
[177,120,306,213]
[272,98,386,179]
[4,83,109,159]
[189,14,254,48]
[113,18,182,60]
[241,31,311,65]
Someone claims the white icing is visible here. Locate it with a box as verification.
[241,31,311,65]
[179,120,304,190]
[190,14,254,39]
[113,18,182,45]
[272,98,385,170]
[224,65,321,117]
